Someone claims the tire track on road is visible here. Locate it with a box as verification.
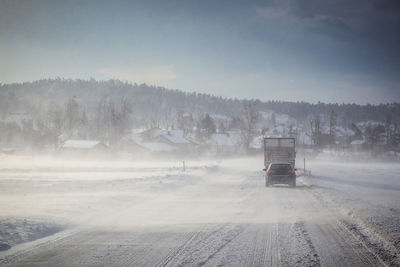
[298,180,387,266]
[156,223,246,267]
[155,225,206,267]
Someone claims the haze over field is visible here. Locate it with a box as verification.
[1,155,400,266]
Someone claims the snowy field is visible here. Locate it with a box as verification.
[0,154,399,266]
[0,155,220,227]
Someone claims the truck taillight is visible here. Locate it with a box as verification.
[288,169,295,174]
[267,169,275,174]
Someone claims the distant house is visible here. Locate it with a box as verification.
[119,130,177,156]
[59,139,109,156]
[141,128,193,153]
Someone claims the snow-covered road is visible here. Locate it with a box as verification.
[0,156,399,266]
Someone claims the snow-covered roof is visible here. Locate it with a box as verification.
[122,129,181,152]
[61,140,103,149]
[350,140,365,145]
[210,114,232,121]
[356,121,382,130]
[154,129,191,144]
[138,142,176,152]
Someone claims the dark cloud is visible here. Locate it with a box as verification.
[285,0,400,42]
[255,0,400,70]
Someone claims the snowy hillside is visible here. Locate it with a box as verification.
[0,79,399,156]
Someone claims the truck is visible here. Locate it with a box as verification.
[263,137,296,187]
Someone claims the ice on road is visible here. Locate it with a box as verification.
[0,156,399,266]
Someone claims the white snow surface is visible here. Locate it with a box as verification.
[0,154,399,265]
[1,154,398,232]
[303,159,400,254]
[0,155,220,227]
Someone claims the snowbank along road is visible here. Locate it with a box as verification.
[0,156,399,266]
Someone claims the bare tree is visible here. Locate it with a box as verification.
[270,112,276,126]
[385,114,394,149]
[365,124,385,150]
[310,115,321,147]
[218,122,226,134]
[94,96,133,144]
[329,110,337,145]
[201,114,216,136]
[241,101,259,151]
[46,102,65,147]
[65,96,80,136]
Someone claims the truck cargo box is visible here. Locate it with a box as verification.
[264,138,296,167]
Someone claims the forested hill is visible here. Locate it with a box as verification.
[1,79,399,124]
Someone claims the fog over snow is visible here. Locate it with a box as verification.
[1,154,399,265]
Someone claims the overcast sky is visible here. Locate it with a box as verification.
[1,0,399,104]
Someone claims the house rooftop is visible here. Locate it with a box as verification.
[153,129,191,144]
[61,140,103,149]
[350,140,364,145]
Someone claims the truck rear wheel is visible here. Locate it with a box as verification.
[291,178,296,187]
[265,177,270,187]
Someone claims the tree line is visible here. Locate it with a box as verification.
[0,79,399,153]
